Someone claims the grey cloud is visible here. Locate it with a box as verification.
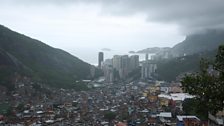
[3,0,224,34]
[98,0,224,34]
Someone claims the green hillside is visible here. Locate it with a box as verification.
[0,25,94,89]
[156,49,217,81]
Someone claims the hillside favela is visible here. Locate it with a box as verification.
[0,1,224,126]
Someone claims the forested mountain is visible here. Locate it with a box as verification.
[171,30,224,57]
[137,30,224,81]
[138,30,224,58]
[156,49,218,81]
[0,25,95,89]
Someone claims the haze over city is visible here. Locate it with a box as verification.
[1,0,224,64]
[1,0,224,126]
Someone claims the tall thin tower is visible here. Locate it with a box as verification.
[98,52,104,69]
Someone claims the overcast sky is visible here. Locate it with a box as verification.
[1,0,224,64]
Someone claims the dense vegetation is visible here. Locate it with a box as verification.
[181,45,224,119]
[0,25,96,89]
[156,50,217,81]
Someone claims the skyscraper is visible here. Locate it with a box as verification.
[112,55,122,71]
[145,53,149,61]
[112,55,130,79]
[141,60,157,79]
[98,52,104,69]
[121,55,129,79]
[129,55,139,71]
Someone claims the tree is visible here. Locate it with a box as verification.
[181,45,224,119]
[182,98,208,120]
[104,111,116,126]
